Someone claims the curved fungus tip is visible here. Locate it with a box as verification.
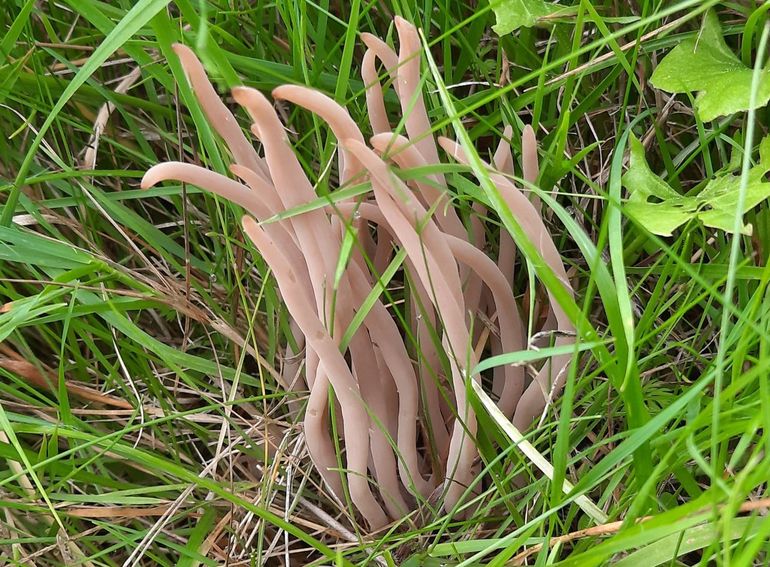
[141,162,182,190]
[436,136,460,158]
[241,215,258,232]
[394,15,411,31]
[521,124,539,185]
[369,132,401,150]
[231,85,271,111]
[271,84,303,100]
[522,123,534,136]
[139,172,157,190]
[360,32,380,49]
[270,85,291,100]
[171,43,190,57]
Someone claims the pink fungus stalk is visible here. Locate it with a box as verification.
[142,18,576,530]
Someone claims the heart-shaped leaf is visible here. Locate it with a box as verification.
[622,134,770,236]
[650,10,770,121]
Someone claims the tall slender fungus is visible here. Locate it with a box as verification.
[142,19,576,530]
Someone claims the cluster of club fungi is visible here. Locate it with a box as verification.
[142,18,575,530]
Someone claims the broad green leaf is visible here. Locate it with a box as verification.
[650,10,770,121]
[622,134,770,236]
[490,0,569,35]
[622,136,696,236]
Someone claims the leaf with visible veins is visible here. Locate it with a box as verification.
[650,10,770,121]
[622,134,770,236]
[490,0,569,35]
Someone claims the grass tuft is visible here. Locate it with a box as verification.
[2,1,770,565]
